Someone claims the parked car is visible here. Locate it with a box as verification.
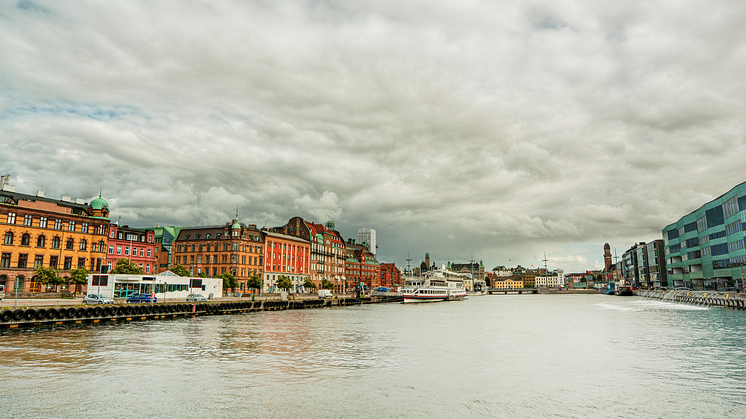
[83,294,115,304]
[186,293,207,302]
[126,293,157,303]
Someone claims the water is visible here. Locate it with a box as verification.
[2,295,746,418]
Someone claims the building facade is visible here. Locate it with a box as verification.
[662,181,746,290]
[262,231,310,293]
[276,217,346,293]
[172,219,264,293]
[147,226,183,274]
[345,239,381,291]
[379,262,401,288]
[106,224,157,274]
[1,183,110,293]
[357,228,377,257]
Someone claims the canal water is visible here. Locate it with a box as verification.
[1,294,746,418]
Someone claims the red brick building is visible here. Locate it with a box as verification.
[345,239,381,291]
[262,231,310,293]
[379,262,401,288]
[106,224,157,274]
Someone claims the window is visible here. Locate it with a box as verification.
[78,257,86,268]
[66,238,74,250]
[6,213,16,224]
[117,246,121,255]
[34,255,43,268]
[23,215,32,226]
[52,236,61,249]
[711,243,728,256]
[140,248,144,257]
[1,253,10,268]
[20,233,29,246]
[68,221,76,232]
[18,253,27,268]
[81,223,88,233]
[3,231,13,245]
[124,247,129,256]
[39,217,48,228]
[110,230,115,238]
[37,235,45,247]
[723,195,739,219]
[64,256,72,270]
[706,206,725,228]
[147,248,151,257]
[726,220,742,236]
[108,245,113,254]
[54,219,62,230]
[79,239,87,251]
[176,256,181,264]
[50,255,58,269]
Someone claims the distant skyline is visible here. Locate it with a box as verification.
[2,1,745,273]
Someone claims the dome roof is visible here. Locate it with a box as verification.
[231,219,241,229]
[90,193,108,210]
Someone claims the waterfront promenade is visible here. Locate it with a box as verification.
[637,289,746,309]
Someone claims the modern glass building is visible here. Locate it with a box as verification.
[662,181,746,290]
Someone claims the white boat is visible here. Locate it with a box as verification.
[401,269,467,303]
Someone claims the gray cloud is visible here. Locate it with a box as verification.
[1,0,745,272]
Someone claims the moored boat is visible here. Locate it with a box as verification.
[401,269,467,303]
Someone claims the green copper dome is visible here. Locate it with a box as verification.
[232,219,241,229]
[90,193,108,210]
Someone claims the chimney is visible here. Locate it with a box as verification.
[36,190,45,197]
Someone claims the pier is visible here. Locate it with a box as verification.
[0,298,377,329]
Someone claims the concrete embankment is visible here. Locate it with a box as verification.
[637,289,746,310]
[0,298,376,329]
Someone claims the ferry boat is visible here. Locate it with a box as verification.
[401,269,467,303]
[602,281,615,295]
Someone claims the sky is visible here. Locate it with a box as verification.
[1,0,745,274]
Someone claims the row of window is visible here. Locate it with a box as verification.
[3,213,104,234]
[174,255,263,266]
[1,252,88,270]
[108,245,152,258]
[177,243,264,253]
[3,231,105,251]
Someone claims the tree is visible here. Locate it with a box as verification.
[219,272,238,290]
[35,266,64,291]
[247,272,262,293]
[170,264,190,277]
[198,270,207,278]
[485,275,491,288]
[303,278,316,291]
[69,267,89,296]
[110,258,144,275]
[321,279,334,290]
[276,275,292,292]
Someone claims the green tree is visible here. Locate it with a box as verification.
[484,275,491,288]
[69,267,90,296]
[170,264,190,277]
[276,275,292,291]
[303,278,316,291]
[110,258,144,275]
[219,272,238,290]
[321,279,334,290]
[247,272,262,293]
[198,270,208,278]
[35,266,64,291]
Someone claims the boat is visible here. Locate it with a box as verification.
[602,281,615,295]
[401,269,467,303]
[615,281,634,296]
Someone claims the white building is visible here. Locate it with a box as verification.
[357,228,376,257]
[87,271,223,301]
[535,269,565,288]
[492,266,513,277]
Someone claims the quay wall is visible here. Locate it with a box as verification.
[0,298,375,329]
[637,289,746,310]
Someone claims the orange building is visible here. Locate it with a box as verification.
[1,185,110,294]
[379,262,401,288]
[172,219,264,294]
[262,231,310,293]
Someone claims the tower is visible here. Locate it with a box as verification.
[357,228,377,257]
[603,243,612,272]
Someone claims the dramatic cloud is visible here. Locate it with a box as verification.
[1,0,745,273]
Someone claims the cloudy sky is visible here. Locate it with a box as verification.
[2,0,745,273]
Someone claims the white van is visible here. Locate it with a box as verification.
[318,289,332,299]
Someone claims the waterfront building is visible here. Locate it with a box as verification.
[536,269,564,288]
[345,239,381,291]
[357,228,376,257]
[379,262,401,288]
[274,217,346,293]
[262,231,310,293]
[173,219,264,294]
[449,260,485,291]
[1,179,110,293]
[662,181,746,290]
[491,266,512,277]
[86,270,221,300]
[493,276,524,289]
[645,240,667,288]
[106,223,157,274]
